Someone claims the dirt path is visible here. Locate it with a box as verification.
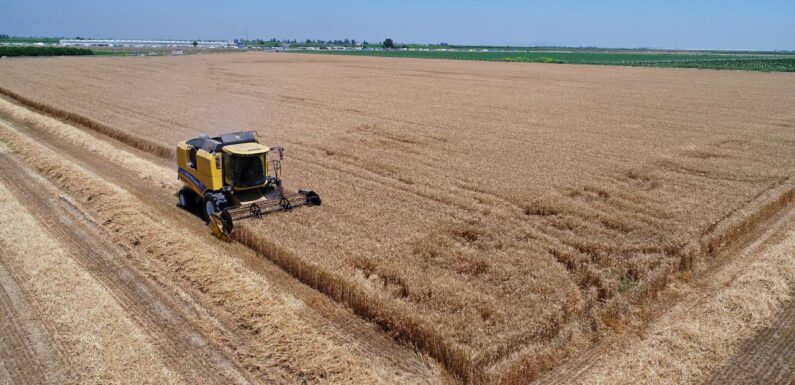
[0,254,75,385]
[0,150,252,384]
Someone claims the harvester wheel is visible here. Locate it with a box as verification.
[178,188,196,209]
[203,197,217,220]
[306,190,322,206]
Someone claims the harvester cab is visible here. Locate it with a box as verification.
[176,131,321,241]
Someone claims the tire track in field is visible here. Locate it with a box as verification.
[0,253,75,385]
[0,151,253,385]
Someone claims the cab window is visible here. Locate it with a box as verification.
[224,155,232,184]
[188,147,197,169]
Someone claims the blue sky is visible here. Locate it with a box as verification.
[1,0,793,50]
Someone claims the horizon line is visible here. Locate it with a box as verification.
[3,34,795,53]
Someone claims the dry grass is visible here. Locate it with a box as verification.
[0,181,182,385]
[1,53,794,382]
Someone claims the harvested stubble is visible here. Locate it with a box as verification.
[1,53,794,382]
[0,182,182,385]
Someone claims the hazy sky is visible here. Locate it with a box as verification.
[1,0,793,50]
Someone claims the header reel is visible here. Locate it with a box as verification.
[208,189,321,241]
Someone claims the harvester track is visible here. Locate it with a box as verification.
[0,253,75,385]
[0,147,253,385]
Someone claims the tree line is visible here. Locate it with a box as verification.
[244,37,406,49]
[0,46,94,57]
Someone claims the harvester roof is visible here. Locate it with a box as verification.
[223,142,270,155]
[185,131,259,154]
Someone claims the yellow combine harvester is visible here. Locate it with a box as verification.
[176,131,321,241]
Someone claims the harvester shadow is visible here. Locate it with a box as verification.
[707,289,795,385]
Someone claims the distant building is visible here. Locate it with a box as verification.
[59,39,230,48]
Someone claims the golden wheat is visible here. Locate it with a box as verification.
[1,53,793,383]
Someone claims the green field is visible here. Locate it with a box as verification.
[298,49,795,72]
[0,36,61,44]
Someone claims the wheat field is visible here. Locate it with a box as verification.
[1,53,794,383]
